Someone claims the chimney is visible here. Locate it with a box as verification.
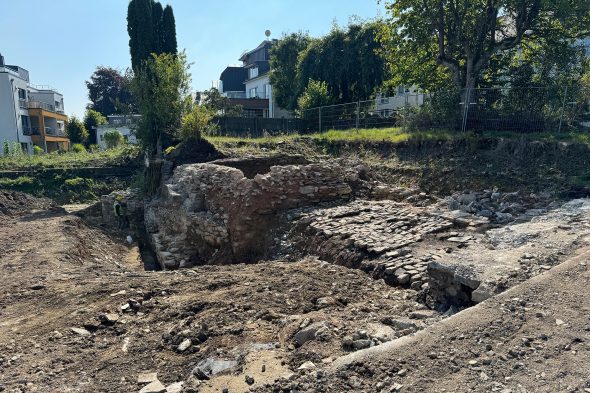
[0,53,4,66]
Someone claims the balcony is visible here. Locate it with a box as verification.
[27,100,65,114]
[23,126,66,137]
[19,99,27,109]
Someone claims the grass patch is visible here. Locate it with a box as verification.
[0,145,141,171]
[206,127,590,145]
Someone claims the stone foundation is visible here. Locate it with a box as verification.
[145,160,362,268]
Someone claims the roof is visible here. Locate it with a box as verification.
[220,66,248,92]
[238,39,277,62]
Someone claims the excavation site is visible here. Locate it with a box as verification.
[2,136,590,393]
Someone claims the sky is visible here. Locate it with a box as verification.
[0,0,386,119]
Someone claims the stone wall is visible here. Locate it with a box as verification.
[145,161,360,269]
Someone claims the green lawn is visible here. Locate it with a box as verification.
[0,145,140,171]
[206,127,590,145]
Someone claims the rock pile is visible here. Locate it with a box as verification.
[438,189,556,225]
[145,161,363,268]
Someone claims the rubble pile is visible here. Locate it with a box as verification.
[438,189,557,225]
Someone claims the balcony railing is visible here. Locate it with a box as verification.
[27,100,64,114]
[23,126,66,137]
[19,99,27,109]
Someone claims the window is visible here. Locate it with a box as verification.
[249,67,259,79]
[55,101,60,109]
[249,88,257,98]
[398,86,406,94]
[380,96,389,104]
[18,88,26,100]
[21,115,30,132]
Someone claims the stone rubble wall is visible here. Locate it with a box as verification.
[145,161,360,268]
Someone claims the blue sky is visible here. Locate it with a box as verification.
[0,0,385,118]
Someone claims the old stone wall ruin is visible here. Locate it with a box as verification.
[144,160,361,268]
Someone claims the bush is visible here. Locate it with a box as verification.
[2,140,9,156]
[72,143,87,153]
[103,129,125,149]
[180,105,213,140]
[88,144,100,153]
[33,145,44,155]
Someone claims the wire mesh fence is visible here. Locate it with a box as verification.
[206,86,590,137]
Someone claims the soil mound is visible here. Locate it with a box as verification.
[0,189,55,217]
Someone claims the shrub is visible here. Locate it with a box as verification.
[297,80,334,117]
[180,105,213,140]
[72,143,87,153]
[2,140,9,156]
[103,129,124,149]
[88,144,100,153]
[33,145,44,155]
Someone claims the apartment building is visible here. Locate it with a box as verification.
[218,38,291,118]
[0,53,69,155]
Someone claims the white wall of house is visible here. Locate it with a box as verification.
[374,87,424,117]
[0,67,33,155]
[96,126,137,150]
[29,90,64,113]
[245,74,271,100]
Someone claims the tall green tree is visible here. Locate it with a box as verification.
[270,22,388,109]
[127,0,178,71]
[66,116,89,145]
[132,52,191,156]
[381,0,590,91]
[127,0,155,71]
[269,32,311,110]
[161,5,178,55]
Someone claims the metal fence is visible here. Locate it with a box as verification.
[206,86,590,137]
[300,86,590,134]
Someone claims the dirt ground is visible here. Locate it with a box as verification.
[0,197,439,393]
[1,191,589,393]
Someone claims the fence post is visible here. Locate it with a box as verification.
[318,107,322,133]
[461,88,472,133]
[558,86,568,133]
[356,101,360,130]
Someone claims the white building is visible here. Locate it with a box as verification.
[0,53,69,155]
[96,115,139,150]
[374,87,425,117]
[218,39,291,118]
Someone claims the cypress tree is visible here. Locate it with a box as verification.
[161,5,178,55]
[127,0,154,70]
[151,2,163,54]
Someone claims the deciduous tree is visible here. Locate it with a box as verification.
[86,67,136,117]
[381,0,590,91]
